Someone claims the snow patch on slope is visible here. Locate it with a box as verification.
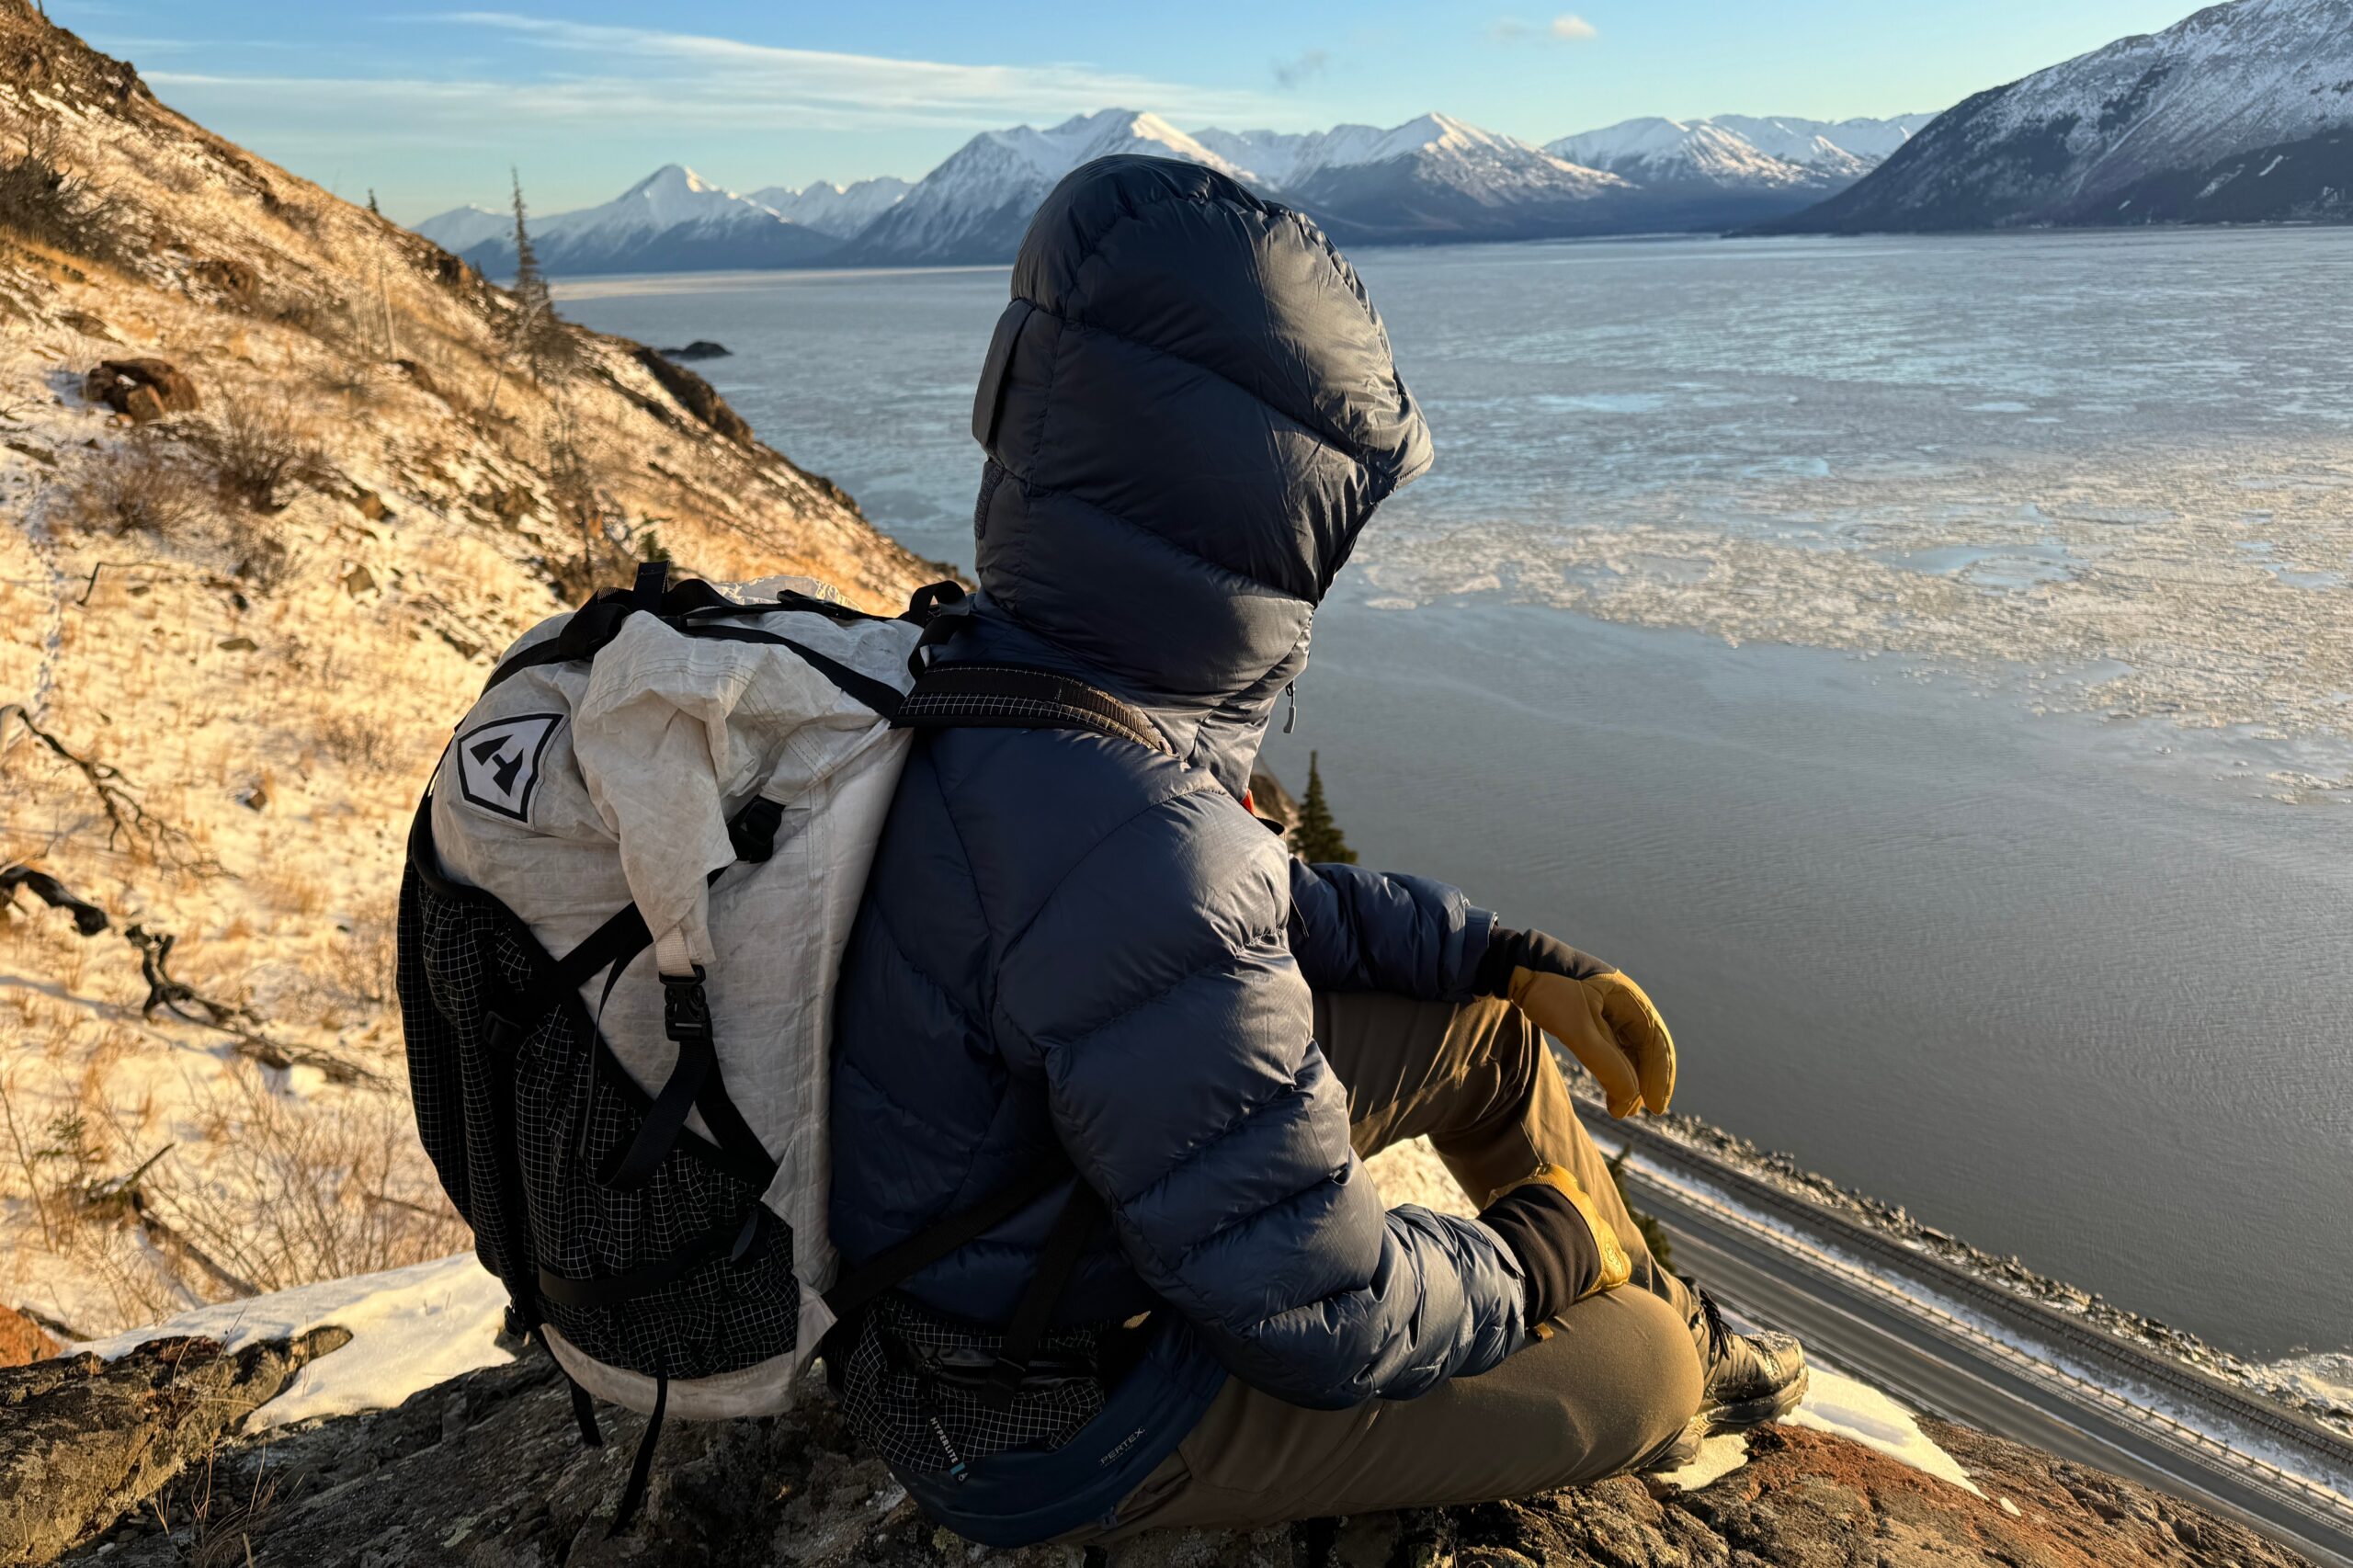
[75,1255,512,1430]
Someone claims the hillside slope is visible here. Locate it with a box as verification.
[1768,0,2353,231]
[0,0,931,1341]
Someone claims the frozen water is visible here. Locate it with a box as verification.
[562,229,2353,1362]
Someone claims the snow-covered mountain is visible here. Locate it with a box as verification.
[1536,111,1940,229]
[1246,113,1632,244]
[1549,114,1935,191]
[410,202,511,257]
[838,108,1631,263]
[835,110,1250,265]
[416,165,838,275]
[746,176,911,240]
[1770,0,2353,231]
[1711,114,1936,172]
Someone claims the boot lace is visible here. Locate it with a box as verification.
[1688,1278,1733,1365]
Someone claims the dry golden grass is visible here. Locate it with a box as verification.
[148,1066,466,1294]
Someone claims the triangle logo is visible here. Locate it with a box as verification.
[455,712,563,824]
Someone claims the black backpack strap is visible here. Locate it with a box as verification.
[476,574,909,719]
[631,560,670,611]
[982,1179,1103,1408]
[895,664,1171,756]
[822,1161,1070,1321]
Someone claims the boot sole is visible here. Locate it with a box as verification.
[1643,1366,1811,1472]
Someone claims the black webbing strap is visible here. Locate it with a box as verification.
[982,1180,1103,1408]
[475,575,911,720]
[539,1205,763,1312]
[673,625,904,718]
[631,560,669,611]
[598,976,719,1193]
[608,1367,666,1536]
[566,1370,604,1449]
[481,598,633,695]
[894,664,1172,756]
[822,1162,1071,1322]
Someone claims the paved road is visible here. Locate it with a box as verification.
[1616,1156,2353,1568]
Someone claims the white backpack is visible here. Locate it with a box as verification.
[400,566,1126,1525]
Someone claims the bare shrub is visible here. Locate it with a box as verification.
[147,1071,469,1293]
[0,123,121,262]
[312,357,382,408]
[313,709,402,774]
[267,287,358,347]
[222,509,295,590]
[72,436,208,536]
[198,392,325,513]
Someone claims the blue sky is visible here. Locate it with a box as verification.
[60,0,2202,223]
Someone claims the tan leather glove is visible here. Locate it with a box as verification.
[1479,927,1676,1119]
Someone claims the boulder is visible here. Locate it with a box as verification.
[42,1346,2319,1568]
[655,340,732,361]
[82,358,199,423]
[632,346,755,446]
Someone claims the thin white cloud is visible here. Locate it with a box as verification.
[393,13,1283,126]
[1491,13,1599,43]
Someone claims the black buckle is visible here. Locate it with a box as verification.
[483,1005,531,1051]
[661,968,712,1046]
[905,597,975,677]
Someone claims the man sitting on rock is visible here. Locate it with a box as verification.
[826,153,1805,1547]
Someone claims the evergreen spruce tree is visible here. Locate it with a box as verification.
[1292,750,1358,865]
[505,171,572,382]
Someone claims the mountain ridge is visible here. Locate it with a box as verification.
[417,108,1929,273]
[1764,0,2353,231]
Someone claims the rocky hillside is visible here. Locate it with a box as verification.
[0,0,933,1343]
[3,1322,2315,1568]
[1767,0,2353,231]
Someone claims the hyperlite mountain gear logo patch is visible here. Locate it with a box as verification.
[455,713,563,823]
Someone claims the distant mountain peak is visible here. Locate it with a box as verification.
[1765,0,2353,232]
[1548,113,1934,193]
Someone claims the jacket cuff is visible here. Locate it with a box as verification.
[1468,915,1519,998]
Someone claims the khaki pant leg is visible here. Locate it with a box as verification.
[1086,1284,1704,1541]
[1314,991,1695,1315]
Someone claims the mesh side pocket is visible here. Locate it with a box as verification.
[514,1014,800,1380]
[836,1295,1105,1474]
[398,867,534,1301]
[400,867,799,1381]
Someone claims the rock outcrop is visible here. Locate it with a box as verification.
[2,1331,348,1565]
[81,358,199,423]
[30,1342,2314,1568]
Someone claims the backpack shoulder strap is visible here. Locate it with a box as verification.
[894,663,1172,756]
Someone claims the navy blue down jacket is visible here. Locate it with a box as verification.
[828,156,1530,1543]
